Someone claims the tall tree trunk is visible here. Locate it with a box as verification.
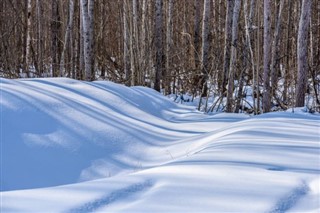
[80,0,95,81]
[36,0,43,77]
[51,0,61,77]
[60,0,74,77]
[131,0,138,86]
[296,0,312,107]
[243,0,256,113]
[270,0,284,101]
[284,0,293,103]
[262,0,271,112]
[24,0,32,77]
[141,0,147,85]
[154,0,163,92]
[123,0,131,86]
[226,0,241,112]
[200,0,211,98]
[193,0,201,71]
[222,0,234,96]
[164,0,173,95]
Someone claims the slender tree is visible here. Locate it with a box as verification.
[154,0,163,92]
[80,0,94,81]
[296,0,312,107]
[165,0,173,95]
[222,0,234,96]
[60,0,74,77]
[270,0,285,101]
[200,0,211,100]
[262,0,271,112]
[226,0,242,112]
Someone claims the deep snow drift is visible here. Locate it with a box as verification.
[1,78,319,212]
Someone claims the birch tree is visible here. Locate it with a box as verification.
[80,0,95,81]
[296,0,312,107]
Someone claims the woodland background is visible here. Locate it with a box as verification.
[0,0,319,113]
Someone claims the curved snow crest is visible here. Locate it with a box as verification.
[1,78,232,191]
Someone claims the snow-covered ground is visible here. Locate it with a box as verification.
[1,78,319,212]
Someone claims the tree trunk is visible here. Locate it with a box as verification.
[284,0,293,103]
[222,0,234,96]
[36,0,43,77]
[131,0,138,86]
[141,0,147,85]
[193,0,201,71]
[200,0,211,98]
[80,0,95,81]
[123,0,131,85]
[154,0,163,92]
[60,0,74,77]
[24,0,32,77]
[270,0,284,101]
[51,0,61,77]
[165,0,173,95]
[226,0,241,113]
[262,0,271,112]
[296,0,312,107]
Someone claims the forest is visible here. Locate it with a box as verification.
[0,0,319,113]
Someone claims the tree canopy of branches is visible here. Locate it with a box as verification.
[0,0,319,113]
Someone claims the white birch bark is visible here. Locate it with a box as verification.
[80,0,94,81]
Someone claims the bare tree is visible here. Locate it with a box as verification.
[164,0,173,95]
[80,0,94,81]
[262,0,271,112]
[60,0,74,77]
[296,0,312,107]
[123,0,130,85]
[51,0,61,77]
[154,0,163,92]
[222,0,234,96]
[226,0,242,113]
[270,0,285,101]
[199,0,211,101]
[24,0,32,77]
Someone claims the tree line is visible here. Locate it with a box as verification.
[0,0,319,113]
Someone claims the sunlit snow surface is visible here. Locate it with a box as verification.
[1,78,319,212]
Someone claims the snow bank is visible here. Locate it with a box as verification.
[1,78,319,212]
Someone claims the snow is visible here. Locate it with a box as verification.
[1,78,319,212]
